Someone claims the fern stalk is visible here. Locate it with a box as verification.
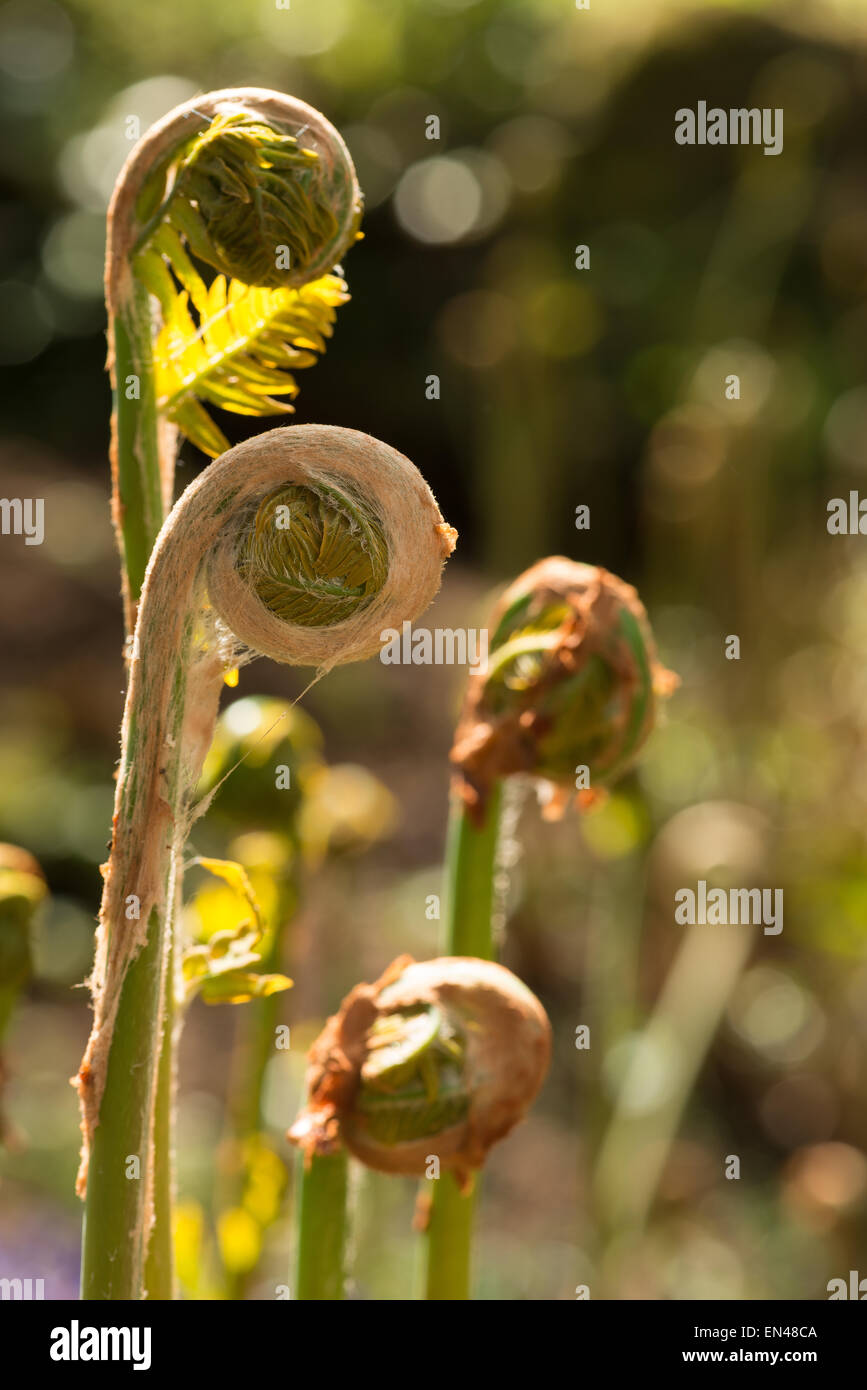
[86,88,365,1298]
[77,425,455,1299]
[215,869,298,1298]
[107,283,176,1298]
[425,559,677,1299]
[109,282,169,622]
[295,1150,349,1300]
[143,891,181,1300]
[81,762,188,1299]
[424,782,502,1300]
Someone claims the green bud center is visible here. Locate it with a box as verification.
[352,1004,469,1146]
[237,482,389,627]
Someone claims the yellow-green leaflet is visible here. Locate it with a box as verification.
[152,272,348,456]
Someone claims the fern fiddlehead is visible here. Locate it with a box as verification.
[77,425,455,1299]
[93,88,363,1299]
[451,557,679,819]
[106,87,362,630]
[135,111,359,289]
[288,955,550,1298]
[426,558,678,1299]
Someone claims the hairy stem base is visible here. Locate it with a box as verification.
[80,908,167,1300]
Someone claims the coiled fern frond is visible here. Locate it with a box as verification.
[129,106,359,458]
[136,112,354,288]
[106,88,362,619]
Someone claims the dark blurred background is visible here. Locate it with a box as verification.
[1,0,867,1300]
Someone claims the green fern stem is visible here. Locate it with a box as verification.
[425,1168,478,1302]
[424,781,502,1300]
[143,897,180,1301]
[295,1149,349,1300]
[215,871,298,1299]
[80,909,166,1298]
[80,590,199,1299]
[100,92,362,1298]
[101,281,177,1300]
[111,281,168,622]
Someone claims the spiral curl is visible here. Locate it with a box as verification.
[160,112,358,289]
[288,955,551,1183]
[236,482,389,627]
[451,557,678,820]
[200,426,455,667]
[77,427,455,1188]
[108,87,362,310]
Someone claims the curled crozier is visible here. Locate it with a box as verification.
[451,556,678,821]
[76,425,456,1194]
[108,86,363,311]
[106,87,365,629]
[289,954,551,1186]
